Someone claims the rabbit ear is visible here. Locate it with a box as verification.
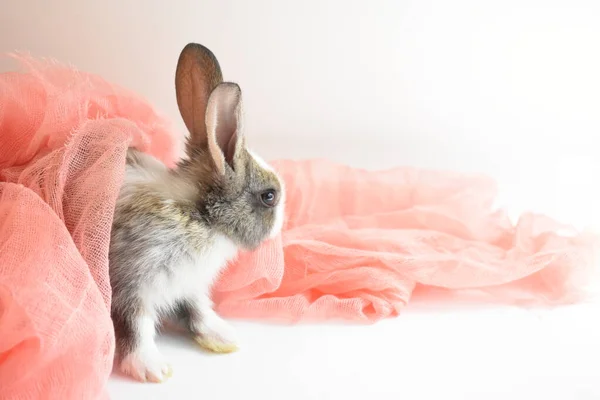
[175,43,223,154]
[205,82,244,175]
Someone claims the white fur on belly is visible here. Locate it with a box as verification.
[140,234,239,316]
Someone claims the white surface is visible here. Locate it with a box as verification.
[2,0,600,399]
[108,302,600,400]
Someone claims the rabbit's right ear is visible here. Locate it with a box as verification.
[175,43,223,154]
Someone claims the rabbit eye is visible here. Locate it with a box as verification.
[259,190,277,207]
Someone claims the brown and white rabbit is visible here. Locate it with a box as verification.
[109,43,285,383]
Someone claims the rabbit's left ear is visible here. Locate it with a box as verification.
[204,82,244,175]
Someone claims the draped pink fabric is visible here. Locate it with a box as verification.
[0,57,596,400]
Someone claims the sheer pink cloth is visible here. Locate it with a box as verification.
[0,58,596,400]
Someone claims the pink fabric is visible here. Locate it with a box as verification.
[214,162,598,321]
[0,57,597,399]
[0,57,179,400]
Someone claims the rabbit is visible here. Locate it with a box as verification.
[108,43,285,383]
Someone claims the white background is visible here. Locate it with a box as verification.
[2,1,599,399]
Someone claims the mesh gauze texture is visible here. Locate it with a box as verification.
[214,160,598,321]
[0,58,597,399]
[0,57,179,400]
